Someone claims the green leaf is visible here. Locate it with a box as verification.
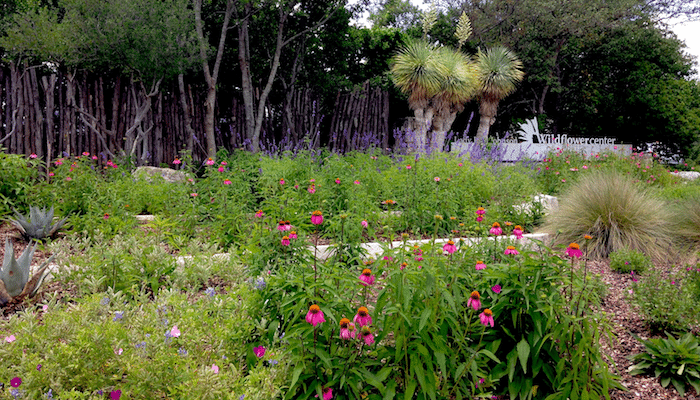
[404,380,417,400]
[290,365,304,390]
[517,338,530,374]
[435,351,446,377]
[383,380,397,400]
[677,363,685,375]
[419,308,431,332]
[507,349,518,382]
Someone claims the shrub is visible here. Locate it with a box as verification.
[544,170,673,260]
[629,332,700,396]
[630,267,699,332]
[609,248,652,274]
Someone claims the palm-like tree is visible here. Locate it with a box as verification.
[429,47,477,150]
[474,46,524,142]
[390,40,476,151]
[390,39,445,149]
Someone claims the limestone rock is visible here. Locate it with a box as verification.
[133,166,190,183]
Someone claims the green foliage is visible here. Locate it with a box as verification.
[544,169,674,260]
[0,148,40,217]
[0,286,286,399]
[630,267,699,332]
[609,248,652,274]
[10,205,68,240]
[629,332,700,396]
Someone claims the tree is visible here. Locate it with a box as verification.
[389,9,477,151]
[194,0,234,159]
[473,46,524,142]
[1,0,199,161]
[234,0,343,153]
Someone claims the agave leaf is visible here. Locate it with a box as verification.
[0,239,35,297]
[20,254,55,297]
[0,280,12,306]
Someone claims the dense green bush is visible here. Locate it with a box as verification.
[609,248,652,274]
[0,149,41,216]
[630,266,699,332]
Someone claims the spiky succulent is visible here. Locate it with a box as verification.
[10,206,67,240]
[0,239,53,305]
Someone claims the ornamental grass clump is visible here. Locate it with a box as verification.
[544,170,673,260]
[670,194,700,251]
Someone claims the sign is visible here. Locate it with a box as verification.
[452,117,632,161]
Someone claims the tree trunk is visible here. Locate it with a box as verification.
[195,0,234,159]
[41,74,57,162]
[475,99,498,142]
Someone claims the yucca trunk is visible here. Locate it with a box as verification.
[475,99,498,142]
[430,110,457,151]
[409,107,432,151]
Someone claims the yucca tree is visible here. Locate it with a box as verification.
[390,39,445,149]
[429,47,477,150]
[474,46,524,142]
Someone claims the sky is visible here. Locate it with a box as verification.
[669,18,700,70]
[348,1,700,75]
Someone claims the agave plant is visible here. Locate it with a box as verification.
[0,239,54,306]
[10,206,68,240]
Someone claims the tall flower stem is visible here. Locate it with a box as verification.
[314,230,319,298]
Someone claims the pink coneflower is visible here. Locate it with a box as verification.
[354,180,360,185]
[55,159,63,166]
[354,306,372,327]
[512,225,524,239]
[29,153,37,159]
[476,215,483,222]
[443,240,457,254]
[491,285,502,294]
[467,291,481,310]
[306,305,326,327]
[92,155,98,160]
[281,236,290,246]
[205,158,215,166]
[311,210,323,225]
[475,260,486,270]
[489,222,502,236]
[218,166,225,172]
[277,220,286,231]
[289,231,298,239]
[294,184,299,189]
[400,262,407,271]
[255,210,264,218]
[65,176,72,181]
[253,346,265,358]
[504,246,519,255]
[103,213,110,220]
[308,184,316,194]
[5,334,16,343]
[359,268,375,286]
[360,326,375,345]
[279,178,285,185]
[406,165,411,170]
[476,207,486,216]
[223,179,232,185]
[565,243,582,258]
[361,220,368,228]
[480,309,495,327]
[339,318,356,340]
[434,176,440,182]
[284,220,291,230]
[190,193,198,197]
[458,162,463,167]
[322,386,333,400]
[211,364,219,374]
[220,161,227,166]
[335,178,341,184]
